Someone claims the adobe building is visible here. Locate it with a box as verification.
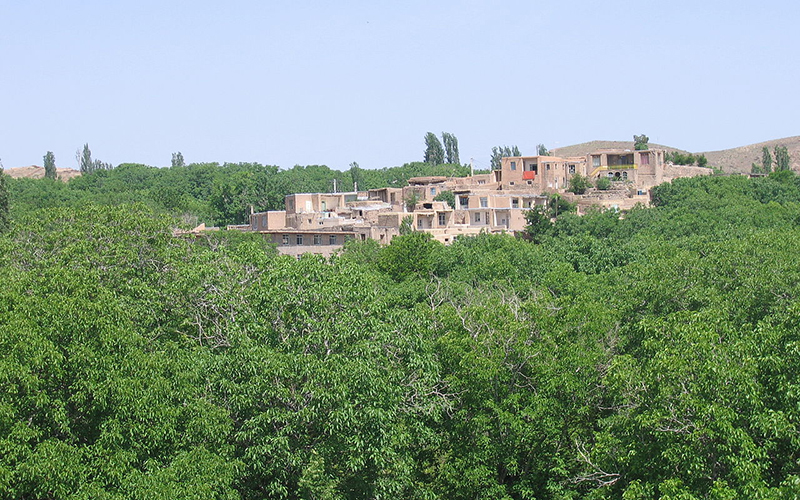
[237,148,712,256]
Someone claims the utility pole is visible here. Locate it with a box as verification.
[470,158,474,177]
[333,178,337,193]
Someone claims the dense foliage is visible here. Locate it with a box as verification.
[8,161,471,227]
[3,172,800,498]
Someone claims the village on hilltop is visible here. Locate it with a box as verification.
[229,147,713,256]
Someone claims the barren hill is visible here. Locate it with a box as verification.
[3,165,82,181]
[552,141,688,158]
[553,137,800,174]
[699,136,800,173]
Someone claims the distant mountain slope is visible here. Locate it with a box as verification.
[552,141,688,158]
[553,137,800,173]
[3,165,82,181]
[699,136,800,173]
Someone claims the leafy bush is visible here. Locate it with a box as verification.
[568,173,590,194]
[596,177,612,190]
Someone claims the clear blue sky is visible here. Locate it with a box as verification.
[2,0,798,171]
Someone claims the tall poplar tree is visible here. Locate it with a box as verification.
[442,132,460,165]
[0,166,9,232]
[43,151,57,179]
[78,143,93,174]
[762,146,773,173]
[775,145,791,171]
[424,132,445,165]
[172,152,185,168]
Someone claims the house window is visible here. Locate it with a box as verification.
[438,213,446,226]
[430,187,436,196]
[546,164,551,170]
[480,197,488,208]
[329,235,337,245]
[622,171,628,180]
[568,165,576,174]
[282,235,289,245]
[321,201,327,211]
[640,152,650,165]
[592,156,601,167]
[261,215,267,227]
[314,234,322,245]
[296,234,304,245]
[512,198,519,208]
[459,196,469,208]
[510,181,515,186]
[418,218,423,229]
[475,212,481,223]
[478,180,485,185]
[510,161,516,170]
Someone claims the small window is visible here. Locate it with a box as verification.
[261,215,267,227]
[546,164,551,170]
[314,234,322,245]
[329,235,337,245]
[478,180,485,185]
[527,180,532,185]
[430,187,436,196]
[475,212,481,223]
[296,234,304,245]
[282,235,289,245]
[438,213,446,226]
[510,181,515,186]
[622,171,628,180]
[592,156,601,167]
[568,165,576,174]
[512,198,519,209]
[510,161,517,170]
[480,197,488,208]
[459,196,469,208]
[417,218,423,229]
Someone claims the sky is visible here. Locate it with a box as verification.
[2,0,799,171]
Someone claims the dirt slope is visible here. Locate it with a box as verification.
[3,165,82,181]
[553,137,800,173]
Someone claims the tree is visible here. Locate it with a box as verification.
[92,159,113,171]
[775,145,791,171]
[596,176,611,190]
[762,147,773,173]
[697,154,708,168]
[568,173,590,194]
[537,144,550,156]
[349,161,363,191]
[404,190,420,212]
[433,190,455,209]
[44,151,57,180]
[634,134,649,150]
[523,206,552,243]
[78,143,93,174]
[424,132,445,165]
[490,145,521,170]
[442,132,460,165]
[172,152,186,168]
[0,167,8,231]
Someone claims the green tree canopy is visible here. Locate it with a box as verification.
[424,132,445,164]
[43,151,56,180]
